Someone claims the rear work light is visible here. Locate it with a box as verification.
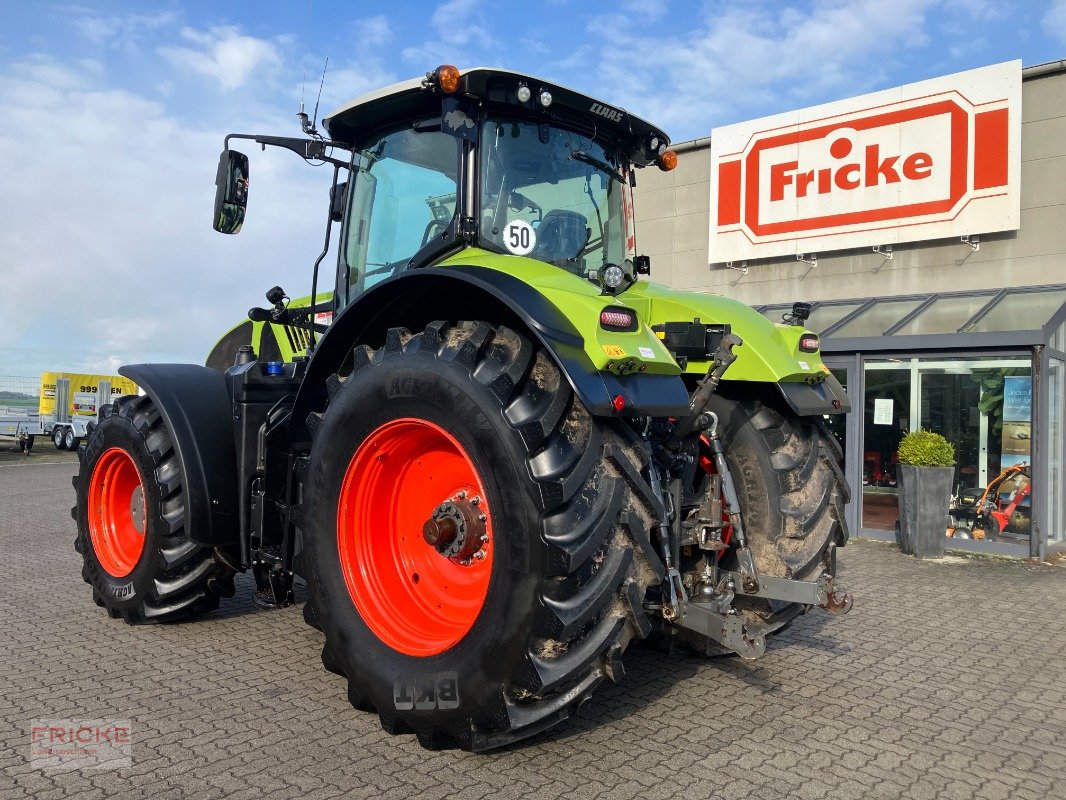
[600,307,638,332]
[799,333,820,353]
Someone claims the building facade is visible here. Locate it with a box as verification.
[634,61,1066,558]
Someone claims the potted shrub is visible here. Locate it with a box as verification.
[895,430,956,558]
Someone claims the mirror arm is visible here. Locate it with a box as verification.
[224,133,350,168]
[247,306,329,334]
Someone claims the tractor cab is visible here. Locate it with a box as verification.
[324,67,675,304]
[215,66,676,312]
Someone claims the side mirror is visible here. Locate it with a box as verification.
[213,150,249,234]
[330,181,348,222]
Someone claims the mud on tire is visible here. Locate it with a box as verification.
[711,393,848,616]
[73,395,235,623]
[300,321,665,751]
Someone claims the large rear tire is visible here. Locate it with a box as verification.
[707,393,848,625]
[73,396,235,622]
[301,321,664,751]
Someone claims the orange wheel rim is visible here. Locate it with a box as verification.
[88,447,147,578]
[338,418,493,657]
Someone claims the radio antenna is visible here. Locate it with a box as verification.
[311,57,328,134]
[297,0,315,135]
[298,57,328,137]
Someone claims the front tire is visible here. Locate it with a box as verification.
[73,396,235,622]
[301,321,664,751]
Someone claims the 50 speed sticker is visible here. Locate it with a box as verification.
[503,220,536,256]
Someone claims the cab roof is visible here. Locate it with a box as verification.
[322,67,670,167]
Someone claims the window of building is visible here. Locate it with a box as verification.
[965,289,1066,333]
[830,298,925,338]
[893,293,998,336]
[861,357,1032,543]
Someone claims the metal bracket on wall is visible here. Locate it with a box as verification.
[956,235,980,267]
[872,244,893,274]
[723,260,749,284]
[796,252,817,278]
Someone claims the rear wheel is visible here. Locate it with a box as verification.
[301,321,664,751]
[73,396,235,622]
[64,427,79,451]
[53,426,65,450]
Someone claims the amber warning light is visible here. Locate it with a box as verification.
[658,150,678,171]
[434,65,461,94]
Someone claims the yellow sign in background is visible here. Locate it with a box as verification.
[39,372,139,417]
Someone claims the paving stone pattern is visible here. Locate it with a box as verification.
[2,461,1064,799]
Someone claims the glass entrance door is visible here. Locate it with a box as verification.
[862,362,912,531]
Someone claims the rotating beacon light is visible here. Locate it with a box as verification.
[431,64,461,94]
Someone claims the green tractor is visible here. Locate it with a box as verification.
[73,66,852,751]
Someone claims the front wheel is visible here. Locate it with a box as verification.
[301,321,664,751]
[53,426,65,450]
[73,396,235,622]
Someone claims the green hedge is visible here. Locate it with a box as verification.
[897,430,955,467]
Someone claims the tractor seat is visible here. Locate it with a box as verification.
[532,210,589,268]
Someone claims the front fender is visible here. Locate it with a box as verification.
[118,364,240,546]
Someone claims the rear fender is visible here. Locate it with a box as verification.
[118,364,240,546]
[289,267,690,446]
[625,281,851,415]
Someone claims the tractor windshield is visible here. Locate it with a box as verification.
[480,118,634,278]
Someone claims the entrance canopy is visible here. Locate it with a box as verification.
[757,284,1066,353]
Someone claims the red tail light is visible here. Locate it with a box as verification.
[799,334,820,352]
[600,307,638,331]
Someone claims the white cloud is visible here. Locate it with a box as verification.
[72,9,179,47]
[0,53,331,376]
[159,26,282,90]
[582,0,935,138]
[354,16,394,49]
[1044,0,1066,43]
[620,0,669,21]
[402,0,496,64]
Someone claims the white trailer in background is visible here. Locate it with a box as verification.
[0,373,139,453]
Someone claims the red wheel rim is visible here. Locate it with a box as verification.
[338,418,493,657]
[88,447,147,578]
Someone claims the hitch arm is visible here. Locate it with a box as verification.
[671,333,742,444]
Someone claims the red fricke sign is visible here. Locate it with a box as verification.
[709,61,1021,263]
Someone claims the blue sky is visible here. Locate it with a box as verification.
[2,0,1065,376]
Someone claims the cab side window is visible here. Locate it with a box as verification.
[344,127,459,297]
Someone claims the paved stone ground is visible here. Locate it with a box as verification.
[2,460,1064,800]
